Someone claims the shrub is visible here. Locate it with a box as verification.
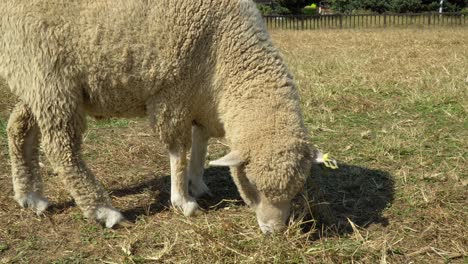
[275,5,293,15]
[257,4,274,15]
[302,4,317,15]
[351,8,375,14]
[256,3,292,15]
[274,0,316,14]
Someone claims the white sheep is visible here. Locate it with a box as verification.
[0,0,312,233]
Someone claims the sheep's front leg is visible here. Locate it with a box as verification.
[37,109,123,228]
[188,125,211,198]
[169,146,200,216]
[7,102,48,214]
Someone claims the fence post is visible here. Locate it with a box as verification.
[428,12,431,25]
[339,14,343,29]
[384,13,387,27]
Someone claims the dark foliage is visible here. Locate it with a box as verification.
[326,0,466,13]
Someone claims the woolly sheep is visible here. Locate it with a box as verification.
[0,0,312,233]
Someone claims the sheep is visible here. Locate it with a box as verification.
[0,0,312,233]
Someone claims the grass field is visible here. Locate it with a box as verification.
[0,28,467,263]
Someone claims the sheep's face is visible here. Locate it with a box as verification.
[230,164,292,234]
[254,196,291,234]
[210,150,310,234]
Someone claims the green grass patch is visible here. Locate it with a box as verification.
[88,118,131,129]
[0,243,9,253]
[0,118,7,140]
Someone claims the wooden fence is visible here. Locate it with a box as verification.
[263,12,467,30]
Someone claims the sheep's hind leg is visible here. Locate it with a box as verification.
[37,110,123,228]
[7,103,48,214]
[188,125,211,198]
[170,146,200,216]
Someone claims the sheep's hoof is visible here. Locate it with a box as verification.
[189,180,212,198]
[15,192,49,215]
[95,206,125,228]
[171,196,201,216]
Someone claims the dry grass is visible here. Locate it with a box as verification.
[0,27,467,263]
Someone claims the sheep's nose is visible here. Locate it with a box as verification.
[258,221,286,234]
[259,223,273,234]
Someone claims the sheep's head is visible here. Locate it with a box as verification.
[210,145,311,234]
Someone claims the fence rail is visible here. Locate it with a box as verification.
[263,12,467,30]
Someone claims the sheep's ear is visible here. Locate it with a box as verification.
[209,151,244,167]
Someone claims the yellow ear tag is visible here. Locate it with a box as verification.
[313,150,339,170]
[323,153,339,170]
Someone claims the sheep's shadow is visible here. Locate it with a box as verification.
[48,162,394,235]
[300,163,395,238]
[116,167,243,221]
[112,176,170,221]
[47,175,169,219]
[111,162,394,238]
[197,162,394,238]
[47,167,242,222]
